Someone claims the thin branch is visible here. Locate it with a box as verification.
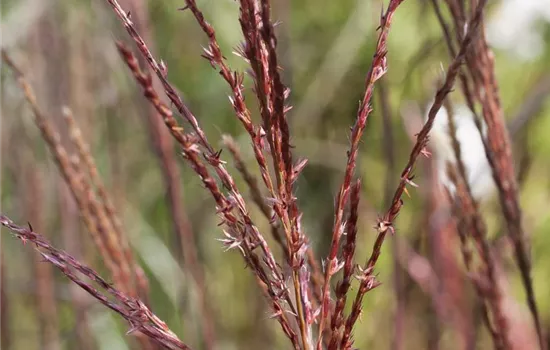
[328,180,361,350]
[0,214,191,350]
[440,1,545,345]
[116,44,300,348]
[447,165,511,349]
[1,50,134,294]
[222,135,288,258]
[340,1,488,348]
[62,107,150,302]
[318,1,407,348]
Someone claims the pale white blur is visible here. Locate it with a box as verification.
[487,0,550,60]
[430,105,497,202]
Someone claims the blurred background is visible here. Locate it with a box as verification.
[1,0,550,349]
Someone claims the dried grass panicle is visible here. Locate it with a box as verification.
[339,1,488,348]
[240,1,315,345]
[473,29,546,350]
[318,1,406,348]
[232,1,317,345]
[1,50,141,297]
[447,166,511,349]
[62,107,150,303]
[108,6,287,306]
[115,43,300,348]
[433,1,544,348]
[0,215,190,350]
[223,134,324,316]
[328,180,361,350]
[443,97,510,348]
[222,135,288,258]
[119,0,318,347]
[443,102,499,342]
[182,0,300,272]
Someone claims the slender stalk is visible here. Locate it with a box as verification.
[327,180,361,350]
[318,1,407,348]
[340,2,488,347]
[116,44,300,348]
[0,214,191,350]
[2,50,124,291]
[438,1,544,346]
[447,166,511,349]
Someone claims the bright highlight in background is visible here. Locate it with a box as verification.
[430,104,497,202]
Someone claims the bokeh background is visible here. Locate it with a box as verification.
[1,0,550,349]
